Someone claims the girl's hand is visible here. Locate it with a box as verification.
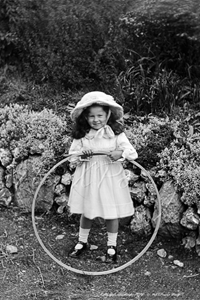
[80,149,93,161]
[108,150,123,162]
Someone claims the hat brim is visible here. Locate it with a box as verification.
[70,96,123,121]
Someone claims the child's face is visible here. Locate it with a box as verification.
[86,106,108,130]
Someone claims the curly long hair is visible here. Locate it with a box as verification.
[71,104,124,139]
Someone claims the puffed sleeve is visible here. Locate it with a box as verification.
[68,138,83,155]
[116,132,138,161]
[67,139,84,168]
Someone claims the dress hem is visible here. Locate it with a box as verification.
[68,209,134,220]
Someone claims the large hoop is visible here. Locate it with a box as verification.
[32,153,161,276]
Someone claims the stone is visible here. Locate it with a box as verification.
[5,174,13,188]
[0,166,5,189]
[96,255,106,262]
[196,245,200,256]
[196,201,200,215]
[144,271,151,276]
[195,226,200,256]
[12,147,21,159]
[157,169,167,178]
[5,168,13,188]
[157,248,167,258]
[6,245,18,254]
[54,184,66,195]
[196,226,200,246]
[129,182,147,204]
[53,175,61,191]
[0,148,12,167]
[61,172,72,185]
[168,255,174,260]
[180,207,200,230]
[124,169,139,184]
[182,235,196,249]
[17,217,25,221]
[54,193,68,205]
[57,204,67,214]
[90,245,98,250]
[0,187,12,206]
[144,194,156,207]
[130,205,152,235]
[13,156,54,212]
[152,181,185,237]
[173,260,184,268]
[144,183,157,207]
[56,234,65,240]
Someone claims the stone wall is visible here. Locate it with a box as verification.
[1,147,200,255]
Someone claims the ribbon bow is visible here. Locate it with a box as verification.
[86,125,115,140]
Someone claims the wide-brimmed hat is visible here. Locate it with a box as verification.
[70,91,123,121]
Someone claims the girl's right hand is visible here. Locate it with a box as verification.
[80,149,93,161]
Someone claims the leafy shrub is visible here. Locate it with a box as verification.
[119,64,200,113]
[1,0,200,114]
[118,10,200,113]
[156,112,200,207]
[4,0,131,92]
[119,11,200,78]
[0,104,70,174]
[125,115,174,169]
[0,0,19,66]
[136,124,174,169]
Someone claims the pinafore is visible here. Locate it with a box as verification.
[68,127,138,220]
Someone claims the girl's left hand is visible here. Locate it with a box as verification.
[108,150,123,161]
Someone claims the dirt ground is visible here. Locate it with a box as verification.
[1,206,200,300]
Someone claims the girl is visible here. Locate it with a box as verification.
[68,91,138,262]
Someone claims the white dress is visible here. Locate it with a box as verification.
[68,126,138,220]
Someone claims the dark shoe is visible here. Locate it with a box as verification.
[106,246,117,263]
[68,241,87,258]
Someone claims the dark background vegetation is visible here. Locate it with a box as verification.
[1,0,200,115]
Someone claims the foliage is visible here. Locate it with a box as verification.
[118,11,200,113]
[0,67,85,120]
[1,0,200,114]
[0,101,199,209]
[0,0,19,65]
[125,109,200,210]
[0,104,70,173]
[125,115,174,169]
[156,109,200,207]
[119,68,200,114]
[0,0,131,93]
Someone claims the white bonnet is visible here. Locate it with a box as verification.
[70,91,123,121]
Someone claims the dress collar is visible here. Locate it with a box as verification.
[85,125,115,139]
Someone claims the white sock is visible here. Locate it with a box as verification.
[78,227,90,244]
[107,232,118,247]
